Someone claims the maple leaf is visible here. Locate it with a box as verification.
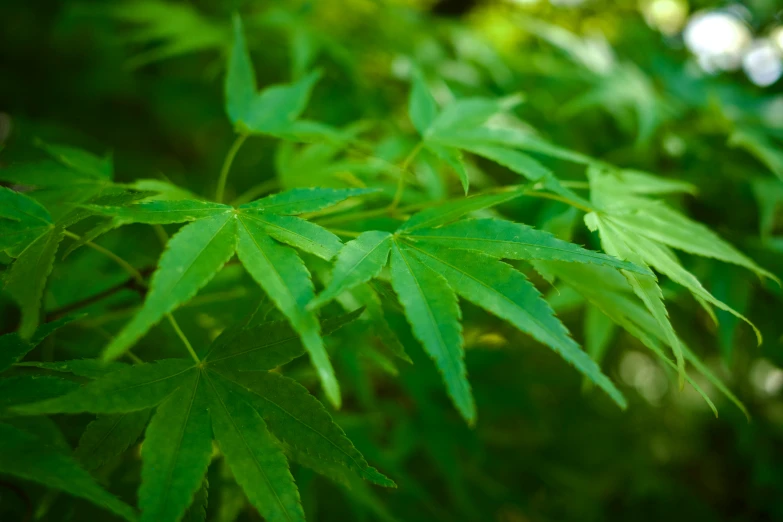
[16,308,394,522]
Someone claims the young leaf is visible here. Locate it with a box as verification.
[139,372,212,522]
[389,240,474,423]
[205,371,306,522]
[408,218,650,274]
[406,241,626,409]
[0,423,138,522]
[235,215,340,407]
[103,212,237,361]
[226,14,321,136]
[408,68,438,136]
[310,231,393,309]
[75,409,152,470]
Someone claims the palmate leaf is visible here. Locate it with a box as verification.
[0,187,54,255]
[0,315,75,373]
[0,423,138,522]
[406,71,592,199]
[16,309,391,522]
[94,188,373,407]
[75,409,152,470]
[389,241,474,422]
[226,14,322,137]
[310,200,639,420]
[3,227,64,338]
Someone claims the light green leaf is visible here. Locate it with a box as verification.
[426,143,469,194]
[3,227,64,338]
[220,369,395,487]
[310,231,392,309]
[406,241,626,409]
[408,69,438,136]
[86,199,232,225]
[240,187,377,215]
[205,371,306,522]
[75,409,152,470]
[398,188,524,232]
[16,359,195,414]
[225,15,320,135]
[243,212,342,260]
[389,241,474,423]
[139,372,212,522]
[585,212,686,384]
[0,423,138,522]
[235,215,339,407]
[103,212,237,361]
[409,218,649,274]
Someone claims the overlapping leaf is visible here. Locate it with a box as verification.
[311,194,645,421]
[16,310,393,522]
[91,188,373,407]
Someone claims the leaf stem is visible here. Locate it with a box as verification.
[388,141,424,210]
[63,230,146,286]
[126,351,144,365]
[166,313,200,364]
[215,133,248,203]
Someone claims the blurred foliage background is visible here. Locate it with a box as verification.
[2,0,783,521]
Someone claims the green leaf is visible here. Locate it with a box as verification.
[240,187,377,215]
[15,359,128,379]
[408,218,650,274]
[103,212,237,361]
[74,409,152,470]
[408,68,438,136]
[86,199,232,225]
[426,143,469,194]
[406,241,626,409]
[0,186,53,255]
[139,372,212,522]
[389,240,474,423]
[16,359,195,414]
[310,231,393,309]
[226,15,320,135]
[203,308,365,371]
[37,139,113,180]
[219,369,396,487]
[235,215,340,407]
[585,212,686,384]
[398,188,524,232]
[226,14,257,128]
[242,212,343,260]
[0,315,76,373]
[182,478,209,522]
[205,371,306,522]
[3,227,64,338]
[0,423,138,522]
[0,375,79,412]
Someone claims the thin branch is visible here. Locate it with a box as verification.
[63,230,146,286]
[166,313,200,364]
[215,133,248,203]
